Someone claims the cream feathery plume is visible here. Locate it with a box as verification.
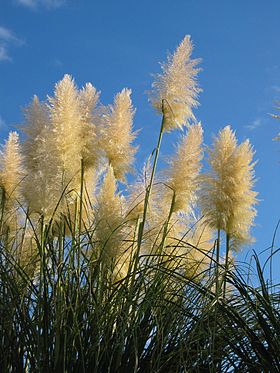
[149,35,201,132]
[200,126,258,248]
[100,88,137,182]
[22,96,49,141]
[163,123,203,213]
[78,83,100,225]
[226,139,258,247]
[200,126,238,232]
[95,165,124,258]
[22,96,62,220]
[48,75,100,227]
[0,131,23,233]
[79,82,100,170]
[23,78,100,224]
[0,131,23,201]
[48,74,83,189]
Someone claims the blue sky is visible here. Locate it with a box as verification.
[1,0,280,270]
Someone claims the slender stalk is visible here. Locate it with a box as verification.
[77,159,84,286]
[160,190,176,253]
[137,102,165,248]
[223,233,230,298]
[0,190,7,272]
[130,101,166,304]
[0,189,5,229]
[54,217,64,371]
[212,228,222,372]
[215,228,221,298]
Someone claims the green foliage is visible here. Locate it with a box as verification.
[0,207,280,372]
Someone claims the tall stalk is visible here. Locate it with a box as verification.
[160,190,176,253]
[223,233,230,298]
[215,228,221,298]
[137,100,166,248]
[77,159,84,287]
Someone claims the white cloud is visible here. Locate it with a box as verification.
[53,58,63,67]
[0,26,23,62]
[17,0,66,9]
[17,0,36,8]
[0,26,23,45]
[0,45,11,61]
[0,27,14,42]
[245,118,263,131]
[271,85,280,93]
[0,116,7,130]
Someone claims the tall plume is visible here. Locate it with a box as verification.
[99,88,137,182]
[163,123,203,214]
[79,82,100,170]
[48,74,83,190]
[200,126,258,248]
[0,131,23,233]
[22,96,61,220]
[95,165,124,259]
[22,76,100,224]
[149,35,201,131]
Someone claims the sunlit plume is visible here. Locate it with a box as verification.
[163,123,203,214]
[22,96,62,220]
[149,35,201,131]
[79,82,100,170]
[0,131,23,233]
[95,165,124,259]
[200,126,258,248]
[48,74,83,189]
[99,88,138,182]
[22,76,99,223]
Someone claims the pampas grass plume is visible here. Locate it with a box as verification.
[48,74,82,185]
[100,88,137,182]
[0,131,23,233]
[200,126,258,248]
[22,96,61,219]
[149,35,201,131]
[0,131,23,201]
[164,122,203,213]
[95,165,124,258]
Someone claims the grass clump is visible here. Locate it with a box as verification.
[0,35,277,373]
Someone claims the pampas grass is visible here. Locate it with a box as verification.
[0,36,275,373]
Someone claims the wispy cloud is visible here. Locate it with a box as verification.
[0,116,8,130]
[53,58,63,67]
[0,26,23,62]
[271,85,280,93]
[0,45,10,61]
[16,0,66,10]
[245,117,263,131]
